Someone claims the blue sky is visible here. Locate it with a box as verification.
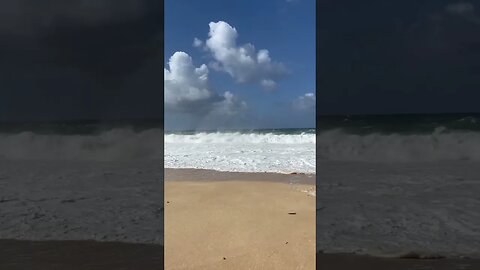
[165,0,315,131]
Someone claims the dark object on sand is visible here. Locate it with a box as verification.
[288,212,296,215]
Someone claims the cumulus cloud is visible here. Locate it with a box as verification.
[211,91,247,117]
[292,93,316,111]
[193,37,203,47]
[204,21,288,90]
[164,51,246,116]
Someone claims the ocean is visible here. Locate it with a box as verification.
[0,121,316,174]
[317,113,480,162]
[2,113,479,170]
[165,128,316,174]
[0,120,164,161]
[316,113,480,258]
[0,120,164,244]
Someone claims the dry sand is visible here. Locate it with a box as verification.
[164,169,315,270]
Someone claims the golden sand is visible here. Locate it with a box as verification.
[165,174,315,270]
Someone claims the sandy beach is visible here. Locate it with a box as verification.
[164,169,315,270]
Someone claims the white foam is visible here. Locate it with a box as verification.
[165,132,316,173]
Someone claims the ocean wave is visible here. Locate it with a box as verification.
[165,132,315,144]
[317,129,480,161]
[0,128,163,161]
[165,131,316,173]
[3,127,477,166]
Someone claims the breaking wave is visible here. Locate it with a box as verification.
[317,128,480,162]
[2,127,478,165]
[165,131,316,173]
[164,132,315,144]
[0,128,163,161]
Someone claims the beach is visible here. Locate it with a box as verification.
[0,159,163,269]
[164,169,315,270]
[316,252,480,270]
[316,160,480,269]
[0,239,163,270]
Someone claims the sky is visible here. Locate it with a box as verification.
[0,0,163,123]
[164,0,316,131]
[318,0,480,115]
[4,1,474,126]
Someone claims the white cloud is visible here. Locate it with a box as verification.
[193,37,203,47]
[292,93,315,111]
[205,21,288,90]
[164,51,246,116]
[211,91,247,117]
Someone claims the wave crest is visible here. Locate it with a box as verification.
[165,132,315,144]
[317,129,480,161]
[0,128,163,161]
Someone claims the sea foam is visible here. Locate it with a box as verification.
[165,132,316,173]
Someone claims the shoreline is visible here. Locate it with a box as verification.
[0,159,163,244]
[316,252,480,270]
[317,159,480,260]
[165,168,316,198]
[165,168,316,185]
[165,169,315,269]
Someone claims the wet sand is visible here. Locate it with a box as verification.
[164,169,315,270]
[165,168,316,185]
[0,239,163,270]
[316,252,480,270]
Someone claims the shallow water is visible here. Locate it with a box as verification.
[316,160,480,258]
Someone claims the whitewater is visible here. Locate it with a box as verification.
[164,131,316,174]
